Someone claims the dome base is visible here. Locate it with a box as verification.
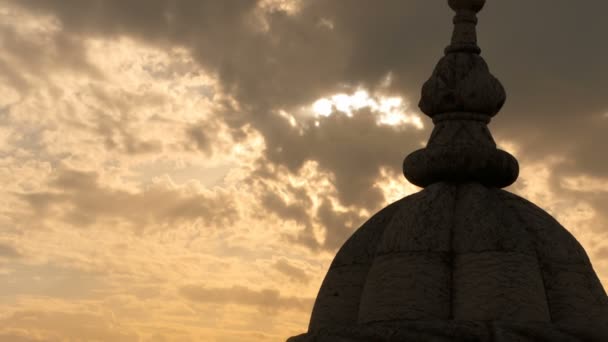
[288,320,607,342]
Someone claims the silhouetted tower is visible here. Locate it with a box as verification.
[289,0,608,340]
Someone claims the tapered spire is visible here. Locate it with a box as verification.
[403,0,518,188]
[446,0,485,54]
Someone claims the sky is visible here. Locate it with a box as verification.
[0,0,607,341]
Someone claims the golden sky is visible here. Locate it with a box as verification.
[0,0,607,341]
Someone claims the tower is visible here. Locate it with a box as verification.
[289,0,608,341]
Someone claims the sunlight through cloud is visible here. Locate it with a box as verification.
[312,98,333,117]
[310,90,423,128]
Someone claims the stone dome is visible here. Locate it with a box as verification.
[291,182,608,341]
[288,1,608,340]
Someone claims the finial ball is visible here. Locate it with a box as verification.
[448,0,485,13]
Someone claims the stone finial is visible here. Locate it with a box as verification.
[448,0,485,12]
[419,0,505,117]
[447,0,485,54]
[403,0,518,188]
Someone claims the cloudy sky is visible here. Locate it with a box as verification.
[0,0,607,341]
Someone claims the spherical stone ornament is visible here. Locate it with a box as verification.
[419,53,506,117]
[449,0,486,13]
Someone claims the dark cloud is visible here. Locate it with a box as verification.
[596,247,608,261]
[274,259,309,284]
[179,284,313,313]
[470,3,608,186]
[261,188,312,227]
[538,164,608,235]
[315,198,366,250]
[186,124,213,154]
[0,242,21,259]
[256,157,388,251]
[0,15,101,92]
[94,111,164,155]
[19,168,237,229]
[83,85,169,155]
[270,109,420,209]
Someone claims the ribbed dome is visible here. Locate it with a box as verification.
[290,183,608,341]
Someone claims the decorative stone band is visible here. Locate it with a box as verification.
[403,144,519,188]
[445,11,481,54]
[431,112,491,124]
[404,110,518,188]
[445,0,485,54]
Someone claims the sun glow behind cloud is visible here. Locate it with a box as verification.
[311,90,424,128]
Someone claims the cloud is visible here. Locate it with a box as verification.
[315,198,366,250]
[10,0,606,222]
[0,242,21,259]
[0,310,138,342]
[0,6,100,93]
[15,0,608,190]
[0,331,45,342]
[179,284,313,313]
[261,189,312,228]
[7,0,429,210]
[596,246,608,260]
[274,259,309,284]
[18,168,238,229]
[3,0,606,275]
[262,108,424,209]
[186,124,214,155]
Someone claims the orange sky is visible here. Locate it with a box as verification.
[0,1,607,341]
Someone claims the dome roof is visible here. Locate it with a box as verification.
[289,1,608,340]
[292,182,608,341]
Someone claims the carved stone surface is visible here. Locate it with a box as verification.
[403,141,519,188]
[404,0,517,189]
[289,320,608,342]
[419,54,506,117]
[290,183,608,341]
[449,0,486,13]
[405,54,518,187]
[308,200,403,332]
